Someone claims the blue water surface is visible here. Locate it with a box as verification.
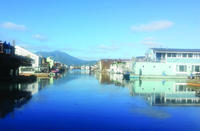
[0,71,200,131]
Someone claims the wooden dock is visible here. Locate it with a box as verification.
[20,73,50,77]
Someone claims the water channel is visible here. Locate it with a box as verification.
[0,70,200,131]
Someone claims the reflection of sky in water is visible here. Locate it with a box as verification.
[0,71,200,130]
[130,105,171,119]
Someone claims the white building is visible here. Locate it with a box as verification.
[85,66,91,70]
[15,46,41,67]
[15,46,41,73]
[110,60,132,74]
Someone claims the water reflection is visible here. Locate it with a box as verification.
[0,77,54,118]
[95,72,200,106]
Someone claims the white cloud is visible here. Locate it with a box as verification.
[32,34,47,41]
[1,22,27,31]
[141,37,163,48]
[141,41,163,48]
[131,20,173,32]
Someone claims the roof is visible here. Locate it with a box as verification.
[151,48,200,53]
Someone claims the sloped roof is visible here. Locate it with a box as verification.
[151,48,200,53]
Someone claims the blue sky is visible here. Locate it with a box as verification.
[0,0,200,60]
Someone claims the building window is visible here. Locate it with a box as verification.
[167,53,171,57]
[172,53,177,57]
[194,53,198,58]
[32,60,35,64]
[176,65,187,72]
[182,53,187,58]
[195,66,200,72]
[192,65,200,72]
[177,53,181,58]
[188,53,193,58]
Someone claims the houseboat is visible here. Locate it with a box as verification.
[132,48,200,78]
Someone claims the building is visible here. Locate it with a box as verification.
[46,57,54,69]
[98,59,131,72]
[85,66,91,70]
[15,46,41,67]
[0,41,32,77]
[110,61,126,74]
[0,41,15,55]
[109,60,132,74]
[132,48,200,78]
[98,59,116,72]
[15,46,42,74]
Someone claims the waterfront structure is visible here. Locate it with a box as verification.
[0,41,32,77]
[85,66,91,70]
[110,60,132,74]
[0,41,15,55]
[81,65,91,70]
[15,46,42,74]
[110,62,125,74]
[132,48,200,78]
[46,57,54,69]
[98,59,116,72]
[70,66,74,70]
[39,57,51,73]
[91,64,98,71]
[98,59,131,73]
[81,66,85,70]
[15,46,41,67]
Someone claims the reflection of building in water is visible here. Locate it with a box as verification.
[109,73,131,87]
[129,80,200,106]
[0,83,32,118]
[0,77,54,118]
[94,72,111,84]
[19,77,54,95]
[49,77,54,85]
[19,81,39,95]
[94,72,131,88]
[110,74,123,84]
[80,70,91,75]
[38,77,54,88]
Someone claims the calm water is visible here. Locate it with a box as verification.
[1,70,200,131]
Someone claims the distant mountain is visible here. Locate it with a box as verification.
[36,51,97,66]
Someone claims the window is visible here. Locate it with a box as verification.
[21,67,34,71]
[182,53,187,58]
[192,65,200,72]
[188,53,193,58]
[194,53,198,58]
[32,60,35,64]
[172,53,177,57]
[195,66,200,72]
[176,65,187,72]
[177,53,181,57]
[167,53,171,57]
